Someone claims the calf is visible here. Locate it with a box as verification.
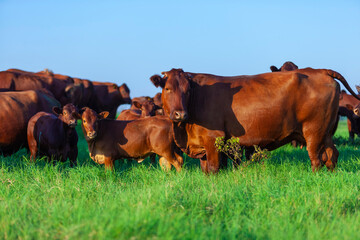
[75,107,183,171]
[117,100,159,121]
[27,104,78,166]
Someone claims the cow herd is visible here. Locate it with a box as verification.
[0,62,359,174]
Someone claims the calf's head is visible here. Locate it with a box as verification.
[53,103,78,128]
[74,107,109,140]
[132,100,159,118]
[150,68,190,122]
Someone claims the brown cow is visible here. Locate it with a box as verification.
[270,61,299,72]
[0,90,60,155]
[64,77,95,108]
[90,82,131,119]
[150,68,360,173]
[75,107,183,171]
[27,104,78,166]
[117,100,159,121]
[339,90,360,139]
[0,70,74,105]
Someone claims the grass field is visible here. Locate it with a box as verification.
[0,120,359,239]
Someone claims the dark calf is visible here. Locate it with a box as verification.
[76,107,183,171]
[27,103,79,166]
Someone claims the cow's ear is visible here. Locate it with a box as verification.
[72,112,81,119]
[150,75,165,88]
[98,111,109,119]
[346,104,354,111]
[356,85,360,94]
[132,101,142,109]
[112,84,118,89]
[270,66,279,72]
[52,106,62,115]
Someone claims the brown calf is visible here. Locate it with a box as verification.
[75,107,183,171]
[117,100,159,121]
[27,104,78,166]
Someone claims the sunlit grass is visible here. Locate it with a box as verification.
[0,120,359,239]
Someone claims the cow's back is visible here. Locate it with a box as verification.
[189,68,339,148]
[0,90,60,154]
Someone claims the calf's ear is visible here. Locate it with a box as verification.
[52,106,62,115]
[98,111,109,119]
[270,66,279,72]
[150,75,165,88]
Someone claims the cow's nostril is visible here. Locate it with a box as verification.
[175,112,181,119]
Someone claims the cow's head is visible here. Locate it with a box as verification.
[119,83,132,104]
[150,68,190,122]
[73,107,109,140]
[65,83,84,105]
[53,103,78,128]
[281,61,298,71]
[132,100,159,118]
[270,61,298,72]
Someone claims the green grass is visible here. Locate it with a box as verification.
[0,120,360,239]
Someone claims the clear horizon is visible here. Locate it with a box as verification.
[1,0,359,112]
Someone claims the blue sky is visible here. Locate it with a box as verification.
[1,0,359,109]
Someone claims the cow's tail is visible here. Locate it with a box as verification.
[327,69,360,101]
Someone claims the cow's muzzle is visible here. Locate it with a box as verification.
[171,111,188,122]
[68,121,77,128]
[87,131,97,139]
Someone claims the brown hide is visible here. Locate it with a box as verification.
[118,98,159,120]
[77,108,183,171]
[0,90,60,155]
[151,68,360,173]
[0,70,73,105]
[90,82,131,119]
[27,104,78,166]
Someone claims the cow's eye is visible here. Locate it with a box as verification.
[83,120,86,123]
[165,88,171,92]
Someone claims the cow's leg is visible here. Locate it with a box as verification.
[303,127,325,171]
[159,157,172,171]
[104,157,114,171]
[200,158,208,173]
[172,150,184,172]
[321,137,338,171]
[69,149,78,168]
[219,153,228,169]
[149,153,157,165]
[347,119,354,140]
[204,143,221,174]
[29,143,37,163]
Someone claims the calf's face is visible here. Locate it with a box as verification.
[53,103,78,128]
[75,108,109,140]
[133,100,158,118]
[150,68,190,122]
